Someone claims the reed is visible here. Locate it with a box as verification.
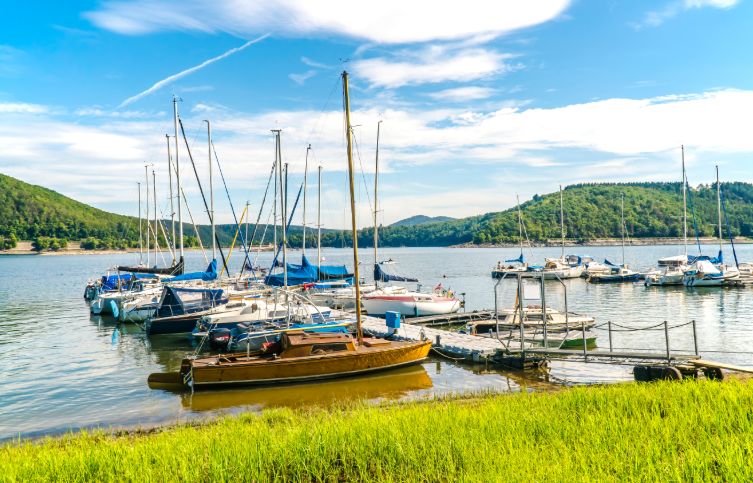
[3,380,753,482]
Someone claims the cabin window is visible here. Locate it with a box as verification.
[310,343,349,354]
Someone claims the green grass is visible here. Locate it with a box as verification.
[3,381,753,481]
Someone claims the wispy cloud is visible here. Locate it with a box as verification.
[301,57,330,69]
[354,45,517,88]
[117,34,269,108]
[633,0,740,29]
[0,102,47,114]
[86,0,571,44]
[289,70,317,85]
[428,86,498,102]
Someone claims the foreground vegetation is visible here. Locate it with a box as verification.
[3,380,753,481]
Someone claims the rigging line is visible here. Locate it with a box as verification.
[268,183,304,273]
[253,208,274,267]
[211,140,254,277]
[301,74,342,154]
[246,158,277,269]
[685,177,703,254]
[351,127,374,217]
[181,187,209,264]
[720,187,740,268]
[178,117,230,274]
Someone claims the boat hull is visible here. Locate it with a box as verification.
[185,339,432,387]
[361,297,460,317]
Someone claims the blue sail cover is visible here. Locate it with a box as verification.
[374,262,419,283]
[603,259,620,267]
[688,250,723,265]
[265,255,353,287]
[505,253,524,264]
[156,286,227,318]
[164,260,218,282]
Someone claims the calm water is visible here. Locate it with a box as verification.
[2,244,753,441]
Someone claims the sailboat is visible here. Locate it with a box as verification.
[359,121,461,317]
[587,194,639,283]
[646,147,692,286]
[491,195,539,278]
[683,166,739,287]
[538,186,584,279]
[148,71,431,389]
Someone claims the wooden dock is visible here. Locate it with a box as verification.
[361,315,527,362]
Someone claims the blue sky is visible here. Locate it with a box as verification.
[1,0,753,228]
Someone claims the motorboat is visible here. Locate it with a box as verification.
[361,285,461,317]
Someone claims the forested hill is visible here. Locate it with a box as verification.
[4,173,753,249]
[339,182,753,247]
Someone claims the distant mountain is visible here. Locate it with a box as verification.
[390,215,456,227]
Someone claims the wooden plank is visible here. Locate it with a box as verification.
[689,359,753,374]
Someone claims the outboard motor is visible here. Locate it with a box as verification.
[208,328,232,351]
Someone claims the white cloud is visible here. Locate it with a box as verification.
[85,0,571,44]
[635,0,740,28]
[0,102,47,114]
[4,88,753,226]
[428,87,498,102]
[353,46,515,88]
[289,70,317,86]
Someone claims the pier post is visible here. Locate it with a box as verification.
[664,320,670,363]
[692,319,698,356]
[608,320,613,355]
[540,274,548,348]
[581,320,587,361]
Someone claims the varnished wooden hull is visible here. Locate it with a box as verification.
[184,339,432,388]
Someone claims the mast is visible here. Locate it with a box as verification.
[138,182,143,264]
[559,184,565,257]
[302,144,311,255]
[716,165,723,254]
[245,200,250,252]
[271,130,280,266]
[317,165,322,269]
[516,194,523,257]
[283,162,289,289]
[342,71,363,344]
[205,120,216,262]
[621,193,626,266]
[145,164,150,265]
[152,168,158,263]
[173,97,184,260]
[374,120,382,283]
[682,145,688,257]
[166,134,175,264]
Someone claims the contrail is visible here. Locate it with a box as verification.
[118,33,270,108]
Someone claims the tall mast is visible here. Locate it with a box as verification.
[173,97,184,260]
[245,200,250,252]
[682,145,688,257]
[205,120,216,261]
[516,194,523,257]
[152,168,158,264]
[272,131,279,263]
[302,144,311,255]
[374,120,382,283]
[716,165,723,254]
[138,182,143,264]
[283,162,289,288]
[145,164,150,265]
[621,193,626,266]
[165,134,175,264]
[559,184,565,257]
[342,71,363,344]
[317,165,322,269]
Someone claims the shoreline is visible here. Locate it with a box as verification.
[451,236,753,248]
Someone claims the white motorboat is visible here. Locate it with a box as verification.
[463,306,595,335]
[361,286,461,317]
[683,260,725,287]
[644,266,687,286]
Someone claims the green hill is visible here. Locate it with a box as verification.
[390,215,456,227]
[324,182,753,247]
[3,173,753,250]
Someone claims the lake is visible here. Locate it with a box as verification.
[2,244,753,441]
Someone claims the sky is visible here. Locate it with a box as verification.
[2,0,753,229]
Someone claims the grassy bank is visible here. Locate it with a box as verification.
[3,381,753,481]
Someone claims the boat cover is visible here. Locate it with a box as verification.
[374,262,419,283]
[117,257,184,276]
[688,250,723,265]
[155,286,227,318]
[265,255,353,286]
[163,260,218,282]
[505,253,524,264]
[694,259,722,275]
[100,273,137,291]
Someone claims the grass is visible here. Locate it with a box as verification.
[3,380,753,481]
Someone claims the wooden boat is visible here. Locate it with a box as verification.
[163,331,431,388]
